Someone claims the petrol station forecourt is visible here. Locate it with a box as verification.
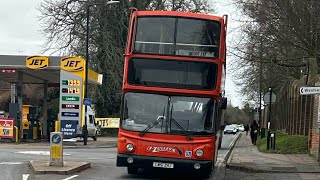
[0,55,103,174]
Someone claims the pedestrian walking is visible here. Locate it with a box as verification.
[244,124,249,136]
[250,120,259,145]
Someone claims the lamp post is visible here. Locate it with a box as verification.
[84,0,119,145]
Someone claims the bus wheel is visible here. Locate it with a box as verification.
[218,137,222,149]
[127,167,138,174]
[197,165,213,179]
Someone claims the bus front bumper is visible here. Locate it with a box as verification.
[116,153,213,171]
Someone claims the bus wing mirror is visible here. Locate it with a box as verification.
[220,97,227,110]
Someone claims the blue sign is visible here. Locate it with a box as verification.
[185,151,192,157]
[51,134,61,144]
[61,112,79,117]
[83,98,92,106]
[60,120,78,139]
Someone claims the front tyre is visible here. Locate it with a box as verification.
[198,164,213,179]
[218,136,222,149]
[127,166,138,174]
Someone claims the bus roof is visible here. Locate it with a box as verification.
[134,10,224,22]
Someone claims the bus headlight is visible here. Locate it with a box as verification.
[196,149,204,157]
[126,143,134,152]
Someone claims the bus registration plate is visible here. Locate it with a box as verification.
[153,162,174,168]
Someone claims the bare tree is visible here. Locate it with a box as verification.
[39,0,213,116]
[231,0,320,100]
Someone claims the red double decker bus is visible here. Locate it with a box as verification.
[117,9,228,177]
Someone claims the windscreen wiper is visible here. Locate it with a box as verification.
[139,107,166,137]
[139,116,164,137]
[170,105,192,141]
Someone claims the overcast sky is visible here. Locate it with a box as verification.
[0,0,243,107]
[0,0,44,55]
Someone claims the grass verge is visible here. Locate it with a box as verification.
[256,131,308,154]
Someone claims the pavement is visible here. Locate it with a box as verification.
[227,133,320,173]
[0,136,118,149]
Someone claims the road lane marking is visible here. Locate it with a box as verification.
[15,151,70,156]
[0,162,23,165]
[228,134,239,149]
[22,174,29,180]
[62,175,78,180]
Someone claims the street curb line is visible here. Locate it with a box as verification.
[224,133,242,164]
[226,164,320,174]
[29,161,91,175]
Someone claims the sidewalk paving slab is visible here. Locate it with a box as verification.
[227,133,320,173]
[30,160,91,175]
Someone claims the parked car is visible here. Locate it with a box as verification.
[238,124,245,132]
[224,125,237,134]
[231,124,239,132]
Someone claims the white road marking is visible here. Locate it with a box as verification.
[228,134,239,149]
[15,151,70,156]
[22,174,29,180]
[0,162,23,165]
[62,175,78,180]
[216,133,240,167]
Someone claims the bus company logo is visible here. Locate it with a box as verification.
[60,57,85,72]
[146,146,177,153]
[26,56,49,69]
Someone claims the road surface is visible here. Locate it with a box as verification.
[0,134,238,180]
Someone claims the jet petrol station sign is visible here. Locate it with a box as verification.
[26,56,49,69]
[59,57,85,138]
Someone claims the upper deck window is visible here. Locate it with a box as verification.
[134,16,221,58]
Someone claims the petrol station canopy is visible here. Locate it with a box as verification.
[0,55,102,85]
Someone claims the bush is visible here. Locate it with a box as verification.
[256,131,308,154]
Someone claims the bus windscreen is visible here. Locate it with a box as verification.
[128,58,217,90]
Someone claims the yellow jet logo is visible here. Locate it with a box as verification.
[26,56,49,69]
[60,57,85,72]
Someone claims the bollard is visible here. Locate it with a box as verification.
[49,132,63,167]
[267,130,271,150]
[14,126,18,143]
[270,133,274,148]
[55,120,60,132]
[273,133,276,150]
[261,128,265,139]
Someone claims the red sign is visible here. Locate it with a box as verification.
[0,69,16,73]
[0,118,14,138]
[62,104,79,109]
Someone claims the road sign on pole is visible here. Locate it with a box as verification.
[300,86,320,95]
[263,91,276,104]
[83,98,92,106]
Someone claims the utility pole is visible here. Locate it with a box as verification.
[259,33,263,138]
[83,0,90,145]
